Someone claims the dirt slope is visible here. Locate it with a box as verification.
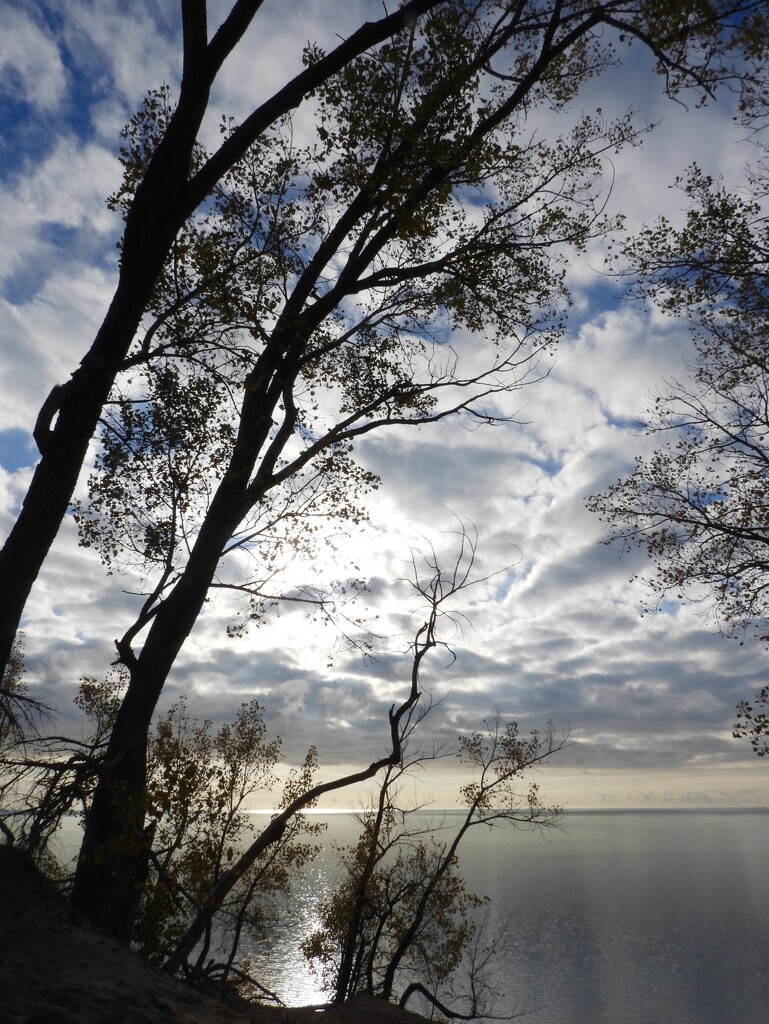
[0,845,427,1024]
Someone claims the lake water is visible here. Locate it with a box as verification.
[240,808,769,1023]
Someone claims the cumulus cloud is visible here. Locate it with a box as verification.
[0,6,67,113]
[0,265,118,440]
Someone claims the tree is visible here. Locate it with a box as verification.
[303,717,564,1017]
[589,162,769,637]
[0,636,33,845]
[1,526,564,1016]
[734,686,769,755]
[0,679,321,999]
[0,636,30,751]
[163,522,498,975]
[586,143,769,744]
[137,697,322,991]
[0,669,131,877]
[2,1,766,939]
[0,672,320,993]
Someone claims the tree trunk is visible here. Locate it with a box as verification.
[334,767,393,1003]
[70,482,248,936]
[0,191,188,680]
[69,699,154,938]
[163,753,404,974]
[0,36,217,680]
[0,300,144,677]
[379,811,472,1001]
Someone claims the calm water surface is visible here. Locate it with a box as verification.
[242,809,769,1024]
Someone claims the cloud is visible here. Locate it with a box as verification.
[0,264,118,440]
[0,136,121,303]
[0,6,67,113]
[55,1,180,114]
[1,3,766,809]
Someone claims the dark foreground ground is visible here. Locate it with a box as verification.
[0,845,428,1024]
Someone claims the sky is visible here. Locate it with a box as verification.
[1,0,768,812]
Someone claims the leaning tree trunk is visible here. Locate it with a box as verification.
[70,610,204,936]
[0,173,194,681]
[70,635,190,936]
[334,766,393,1003]
[0,280,156,678]
[69,686,156,939]
[0,30,226,680]
[164,702,419,974]
[70,480,249,937]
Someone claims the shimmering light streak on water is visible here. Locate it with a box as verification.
[247,863,330,1005]
[243,813,363,1005]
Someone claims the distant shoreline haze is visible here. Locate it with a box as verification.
[237,804,769,815]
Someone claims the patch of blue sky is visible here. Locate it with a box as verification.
[2,260,52,308]
[688,487,728,509]
[506,558,535,586]
[568,276,628,328]
[1,4,179,182]
[585,275,625,308]
[490,567,518,603]
[295,420,324,445]
[656,599,681,617]
[44,222,80,250]
[601,409,645,433]
[0,96,59,177]
[54,67,107,145]
[516,451,563,477]
[52,217,119,271]
[34,16,96,127]
[1,217,117,307]
[0,24,88,175]
[0,428,35,473]
[452,180,492,209]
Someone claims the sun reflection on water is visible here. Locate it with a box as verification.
[243,858,345,1006]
